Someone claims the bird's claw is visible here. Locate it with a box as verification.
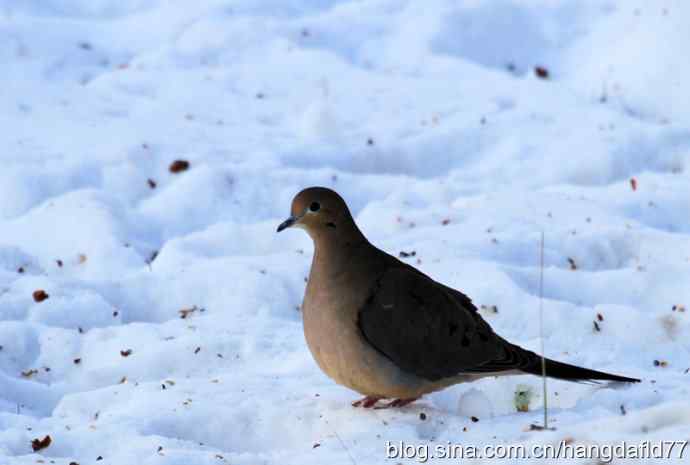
[351,396,381,408]
[374,397,419,409]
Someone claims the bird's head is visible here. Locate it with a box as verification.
[277,187,361,242]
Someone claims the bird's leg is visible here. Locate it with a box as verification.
[374,397,419,409]
[351,396,381,408]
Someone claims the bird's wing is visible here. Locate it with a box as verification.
[357,266,531,381]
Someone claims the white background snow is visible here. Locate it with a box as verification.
[1,0,689,463]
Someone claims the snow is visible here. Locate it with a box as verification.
[1,0,690,464]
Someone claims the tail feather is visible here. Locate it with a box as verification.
[521,356,640,383]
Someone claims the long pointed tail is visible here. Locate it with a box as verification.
[521,355,640,383]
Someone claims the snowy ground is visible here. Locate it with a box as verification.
[1,0,690,464]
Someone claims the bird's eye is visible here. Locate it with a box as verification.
[309,202,321,212]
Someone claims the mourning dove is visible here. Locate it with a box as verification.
[277,187,639,409]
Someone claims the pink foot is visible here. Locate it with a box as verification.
[374,397,419,409]
[352,396,381,408]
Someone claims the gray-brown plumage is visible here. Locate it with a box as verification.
[277,187,639,408]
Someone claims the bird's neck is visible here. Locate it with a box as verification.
[311,230,368,280]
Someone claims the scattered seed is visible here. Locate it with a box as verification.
[313,443,321,449]
[441,218,451,226]
[169,160,190,173]
[33,290,49,303]
[56,260,63,267]
[480,305,499,314]
[653,359,668,367]
[597,313,604,321]
[593,321,601,332]
[534,66,549,79]
[179,305,199,319]
[147,178,157,189]
[120,349,132,357]
[567,257,577,270]
[630,178,637,191]
[146,250,159,265]
[419,412,427,421]
[194,347,201,354]
[470,416,479,422]
[620,404,627,415]
[399,250,416,258]
[672,304,685,312]
[367,138,374,146]
[73,358,81,364]
[21,369,38,378]
[17,266,25,273]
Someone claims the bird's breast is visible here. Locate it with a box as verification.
[301,278,433,398]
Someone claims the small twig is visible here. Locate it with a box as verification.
[539,231,549,430]
[323,415,358,465]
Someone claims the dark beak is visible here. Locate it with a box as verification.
[276,216,297,232]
